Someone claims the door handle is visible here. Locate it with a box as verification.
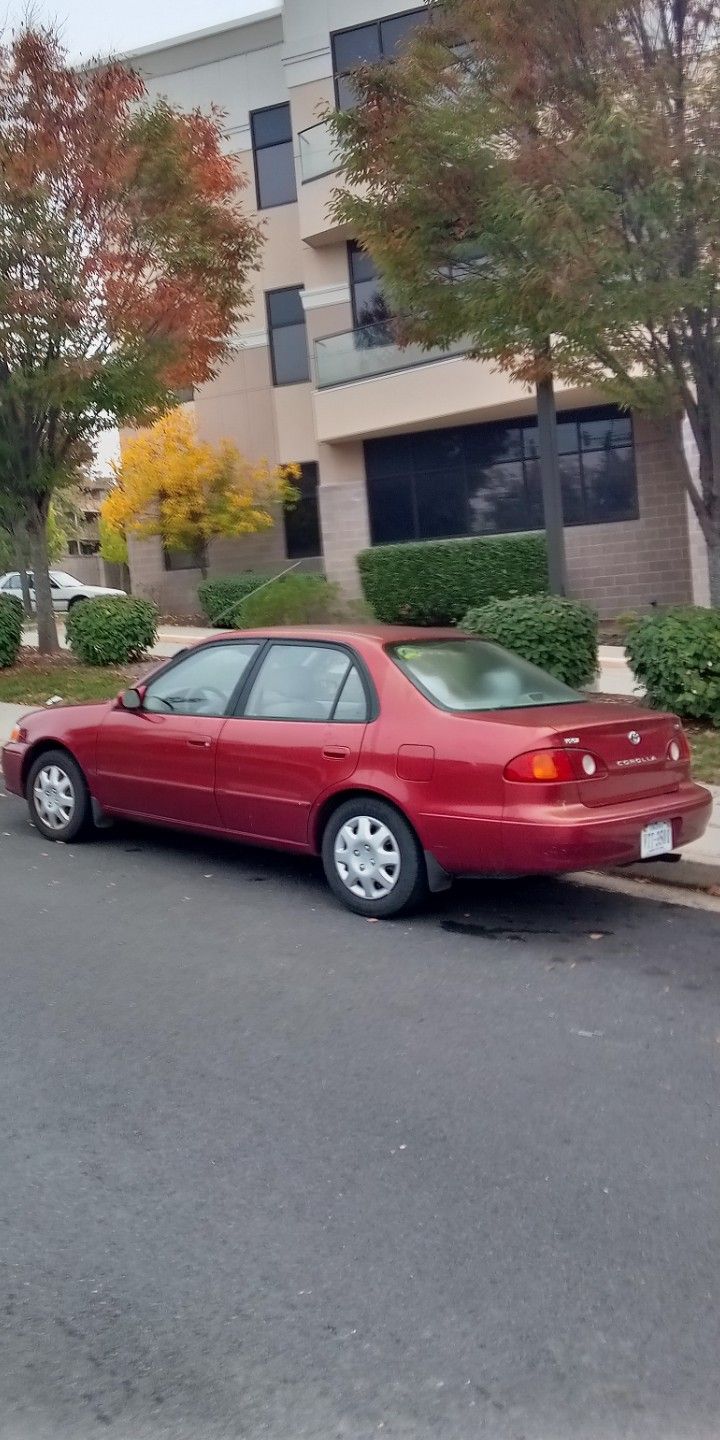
[323,745,350,759]
[187,736,212,748]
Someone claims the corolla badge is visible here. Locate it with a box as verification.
[628,731,641,745]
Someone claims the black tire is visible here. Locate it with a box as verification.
[67,595,87,609]
[322,796,428,918]
[26,749,93,843]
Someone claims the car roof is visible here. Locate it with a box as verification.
[201,624,462,647]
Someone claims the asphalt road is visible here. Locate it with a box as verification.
[1,780,720,1440]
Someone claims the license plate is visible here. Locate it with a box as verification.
[640,820,673,859]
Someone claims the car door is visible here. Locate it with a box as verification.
[94,641,260,827]
[215,641,370,846]
[0,574,23,605]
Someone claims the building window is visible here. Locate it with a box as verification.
[284,463,322,559]
[68,540,79,556]
[365,407,638,546]
[266,286,310,386]
[332,9,429,110]
[348,242,393,340]
[80,540,100,556]
[163,548,199,572]
[250,103,297,209]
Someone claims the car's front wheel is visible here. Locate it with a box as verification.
[26,750,93,842]
[322,798,427,918]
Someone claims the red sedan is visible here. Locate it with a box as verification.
[2,625,712,917]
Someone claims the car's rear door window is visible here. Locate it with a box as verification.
[244,643,367,721]
[390,639,584,712]
[144,643,259,716]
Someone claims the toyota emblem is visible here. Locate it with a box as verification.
[628,730,641,745]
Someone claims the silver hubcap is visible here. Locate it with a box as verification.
[334,814,401,901]
[33,764,75,832]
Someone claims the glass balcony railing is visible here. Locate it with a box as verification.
[314,320,471,389]
[298,120,341,182]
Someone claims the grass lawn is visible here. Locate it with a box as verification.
[685,726,720,786]
[0,651,138,706]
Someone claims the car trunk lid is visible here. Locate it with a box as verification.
[545,705,686,807]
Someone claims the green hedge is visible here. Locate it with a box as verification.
[462,595,599,688]
[0,595,23,668]
[625,608,720,726]
[66,597,158,667]
[198,574,271,627]
[233,574,341,627]
[357,534,548,625]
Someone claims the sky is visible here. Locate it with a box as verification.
[6,0,275,60]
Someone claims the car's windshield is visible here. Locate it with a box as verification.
[50,572,82,587]
[389,639,585,712]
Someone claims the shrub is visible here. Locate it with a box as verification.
[0,594,23,668]
[625,607,720,726]
[66,596,158,666]
[462,594,599,688]
[233,574,341,627]
[198,574,271,627]
[357,534,548,625]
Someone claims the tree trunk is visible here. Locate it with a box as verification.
[195,542,209,580]
[27,505,59,654]
[12,529,33,617]
[535,371,569,597]
[708,534,720,609]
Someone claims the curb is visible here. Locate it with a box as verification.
[609,856,720,893]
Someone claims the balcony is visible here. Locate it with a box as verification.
[312,323,592,444]
[314,320,471,389]
[297,120,353,246]
[298,120,340,183]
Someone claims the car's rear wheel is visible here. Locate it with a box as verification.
[26,749,92,842]
[322,797,427,918]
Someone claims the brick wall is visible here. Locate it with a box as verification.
[564,413,693,617]
[127,527,321,618]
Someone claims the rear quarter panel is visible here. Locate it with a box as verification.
[342,653,517,872]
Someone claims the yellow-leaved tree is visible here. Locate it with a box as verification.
[102,409,299,576]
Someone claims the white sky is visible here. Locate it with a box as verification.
[6,0,275,61]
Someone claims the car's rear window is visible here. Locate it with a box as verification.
[389,639,585,713]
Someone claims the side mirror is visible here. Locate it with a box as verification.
[119,687,143,711]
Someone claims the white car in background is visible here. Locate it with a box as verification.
[0,570,127,613]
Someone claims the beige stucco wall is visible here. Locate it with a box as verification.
[124,5,699,624]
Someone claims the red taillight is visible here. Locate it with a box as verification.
[504,748,606,783]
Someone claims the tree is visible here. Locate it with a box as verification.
[102,409,298,576]
[99,516,128,569]
[328,0,720,605]
[325,5,604,593]
[0,27,263,651]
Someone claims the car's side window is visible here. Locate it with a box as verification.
[2,574,20,590]
[244,643,366,722]
[143,643,259,717]
[332,665,368,722]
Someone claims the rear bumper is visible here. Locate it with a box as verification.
[421,782,713,877]
[502,783,712,874]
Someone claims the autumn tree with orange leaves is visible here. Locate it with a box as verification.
[103,410,298,578]
[0,27,262,650]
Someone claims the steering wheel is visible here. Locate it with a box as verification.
[191,686,227,714]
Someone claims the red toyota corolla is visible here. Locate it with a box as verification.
[1,625,712,917]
